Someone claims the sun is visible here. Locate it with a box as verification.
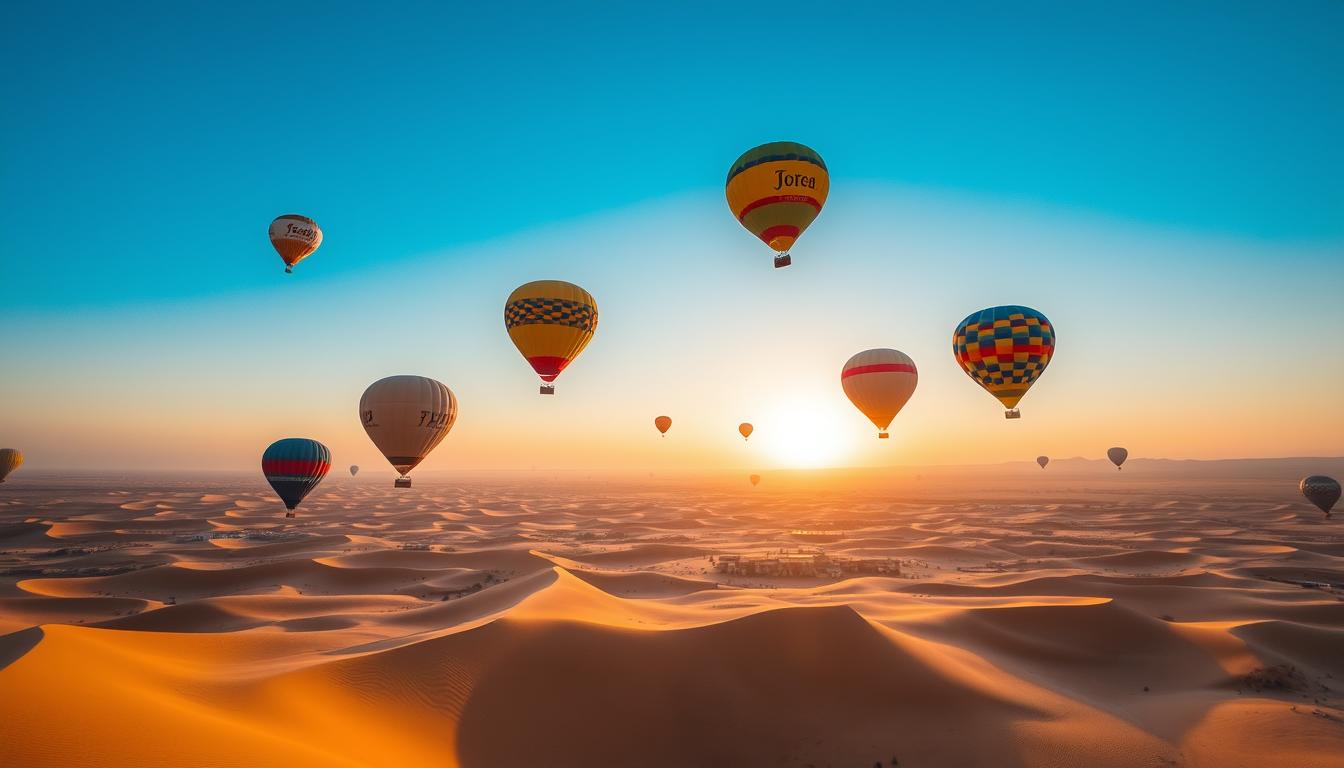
[755,398,853,469]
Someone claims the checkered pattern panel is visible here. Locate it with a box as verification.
[505,298,598,332]
[953,308,1054,388]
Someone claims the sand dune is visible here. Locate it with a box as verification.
[1,467,1343,766]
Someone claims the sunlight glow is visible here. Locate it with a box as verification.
[757,397,854,469]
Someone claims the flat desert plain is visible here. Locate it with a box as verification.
[2,459,1343,767]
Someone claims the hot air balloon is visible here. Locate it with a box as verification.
[1300,476,1340,518]
[269,214,322,274]
[349,465,359,477]
[655,416,672,436]
[262,438,330,517]
[749,474,761,486]
[1037,456,1049,469]
[952,305,1055,419]
[726,141,829,268]
[841,349,917,438]
[1107,447,1128,470]
[505,280,598,394]
[360,375,457,488]
[738,423,753,441]
[0,449,23,483]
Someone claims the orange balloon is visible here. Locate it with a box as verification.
[269,214,322,274]
[654,416,672,435]
[738,423,753,440]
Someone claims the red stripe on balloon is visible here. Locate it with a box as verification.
[758,224,800,243]
[263,460,330,477]
[841,363,916,380]
[737,195,822,220]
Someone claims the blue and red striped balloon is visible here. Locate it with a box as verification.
[262,438,331,514]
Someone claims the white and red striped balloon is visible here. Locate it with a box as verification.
[841,349,918,438]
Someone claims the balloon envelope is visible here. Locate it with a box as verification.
[841,349,917,437]
[349,465,359,477]
[952,306,1055,414]
[1037,456,1049,469]
[738,423,753,440]
[0,449,23,482]
[359,376,458,477]
[726,142,829,256]
[1107,447,1128,469]
[505,280,598,388]
[654,416,672,435]
[262,438,330,511]
[269,215,322,273]
[749,474,761,486]
[1300,475,1341,516]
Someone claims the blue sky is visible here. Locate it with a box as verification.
[1,2,1342,471]
[4,1,1341,308]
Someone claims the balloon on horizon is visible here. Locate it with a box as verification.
[952,305,1055,419]
[749,474,761,486]
[0,449,23,482]
[1300,475,1340,518]
[654,416,672,436]
[349,465,359,477]
[738,423,753,441]
[261,438,330,517]
[1037,455,1049,469]
[841,348,918,439]
[359,375,458,488]
[1107,447,1128,470]
[505,280,598,395]
[268,214,322,274]
[725,141,829,269]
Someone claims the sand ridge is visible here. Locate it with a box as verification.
[1,467,1343,766]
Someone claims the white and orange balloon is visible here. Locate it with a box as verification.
[269,214,322,274]
[841,349,917,438]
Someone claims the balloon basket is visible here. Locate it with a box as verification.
[540,384,555,395]
[284,266,293,274]
[395,477,412,488]
[285,511,295,518]
[1004,409,1021,419]
[878,432,889,439]
[773,253,792,268]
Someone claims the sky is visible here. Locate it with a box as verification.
[2,1,1342,474]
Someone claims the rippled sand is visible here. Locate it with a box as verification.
[2,461,1342,767]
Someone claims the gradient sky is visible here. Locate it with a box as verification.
[2,2,1342,473]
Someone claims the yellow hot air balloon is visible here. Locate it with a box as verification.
[505,280,598,394]
[0,449,23,482]
[359,375,457,488]
[726,141,829,268]
[738,423,753,440]
[841,349,918,439]
[654,416,672,436]
[269,214,322,274]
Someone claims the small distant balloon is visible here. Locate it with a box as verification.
[262,438,330,517]
[841,348,917,438]
[360,375,458,488]
[349,465,359,477]
[1107,447,1128,470]
[725,141,829,268]
[749,474,761,486]
[1037,456,1049,469]
[952,305,1055,418]
[654,416,672,436]
[738,423,753,440]
[505,280,598,394]
[269,214,322,274]
[1300,476,1340,518]
[0,449,23,482]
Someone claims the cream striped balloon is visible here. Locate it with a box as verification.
[841,349,918,438]
[359,376,457,482]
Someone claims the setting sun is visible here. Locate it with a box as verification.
[757,397,854,469]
